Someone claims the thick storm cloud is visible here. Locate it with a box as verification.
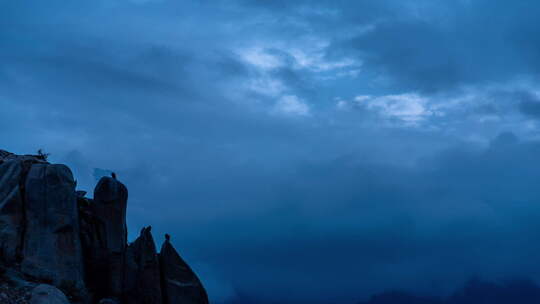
[3,1,540,303]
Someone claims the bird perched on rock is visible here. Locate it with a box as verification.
[165,233,171,242]
[111,172,117,180]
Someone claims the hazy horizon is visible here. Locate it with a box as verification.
[3,1,540,303]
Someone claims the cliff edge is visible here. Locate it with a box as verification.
[0,150,209,304]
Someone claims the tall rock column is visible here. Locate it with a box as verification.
[21,163,85,293]
[160,236,209,304]
[92,176,128,298]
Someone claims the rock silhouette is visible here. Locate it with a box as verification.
[0,150,209,304]
[91,176,128,298]
[160,236,209,304]
[22,163,85,293]
[123,226,162,304]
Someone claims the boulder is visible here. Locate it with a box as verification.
[123,226,162,304]
[160,236,209,304]
[30,284,70,304]
[0,160,24,265]
[21,164,85,293]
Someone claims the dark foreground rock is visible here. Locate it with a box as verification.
[83,176,128,299]
[0,160,25,265]
[123,227,162,304]
[0,150,209,304]
[98,299,119,304]
[22,163,85,293]
[160,237,209,304]
[30,284,70,304]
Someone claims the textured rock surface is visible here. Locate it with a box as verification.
[30,284,70,304]
[92,177,128,298]
[78,196,108,301]
[93,177,128,253]
[22,164,85,293]
[0,269,34,304]
[0,160,25,265]
[0,151,46,266]
[0,150,47,164]
[123,226,162,304]
[160,238,209,304]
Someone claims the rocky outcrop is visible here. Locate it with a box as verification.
[92,177,128,254]
[83,176,128,299]
[160,237,209,304]
[0,150,209,304]
[123,227,162,304]
[22,164,85,293]
[0,160,25,265]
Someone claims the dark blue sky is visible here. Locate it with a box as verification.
[3,1,540,303]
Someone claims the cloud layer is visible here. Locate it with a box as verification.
[3,1,540,303]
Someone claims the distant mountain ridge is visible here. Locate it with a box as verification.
[0,149,209,304]
[357,278,540,304]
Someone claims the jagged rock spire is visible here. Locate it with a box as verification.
[160,236,209,304]
[123,226,162,304]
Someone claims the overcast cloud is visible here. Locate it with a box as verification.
[3,1,540,303]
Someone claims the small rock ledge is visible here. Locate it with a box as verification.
[0,150,209,304]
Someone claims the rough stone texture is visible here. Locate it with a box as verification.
[98,299,119,304]
[0,160,25,265]
[0,267,35,304]
[123,227,162,304]
[0,151,49,266]
[93,177,128,253]
[21,164,85,293]
[160,239,209,304]
[0,150,12,161]
[0,150,48,164]
[30,284,70,304]
[91,177,128,298]
[78,196,108,301]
